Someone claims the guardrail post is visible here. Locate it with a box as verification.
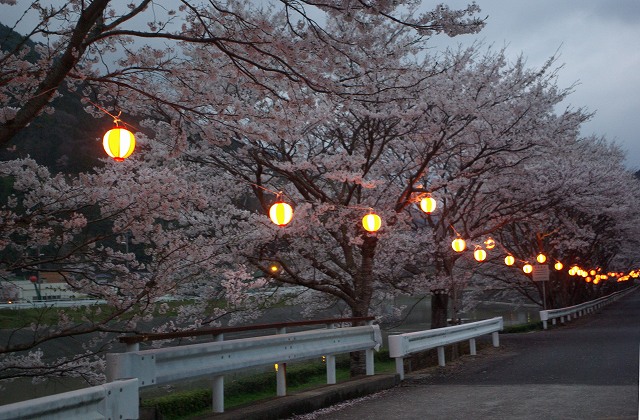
[326,323,337,384]
[469,338,476,355]
[363,319,375,374]
[395,357,405,380]
[326,355,336,384]
[212,333,224,413]
[366,348,375,375]
[437,346,445,367]
[492,331,500,347]
[276,327,287,396]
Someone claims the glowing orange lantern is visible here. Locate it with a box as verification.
[523,263,533,274]
[269,201,293,226]
[269,263,281,274]
[536,253,547,264]
[474,247,487,262]
[484,238,496,250]
[419,195,437,214]
[451,237,466,253]
[362,212,382,233]
[554,261,563,271]
[103,121,135,161]
[504,255,515,266]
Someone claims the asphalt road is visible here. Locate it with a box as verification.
[295,288,640,420]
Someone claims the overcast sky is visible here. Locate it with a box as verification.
[1,1,639,169]
[425,0,640,170]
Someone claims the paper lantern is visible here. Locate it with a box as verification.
[523,263,533,274]
[451,237,466,253]
[362,212,382,233]
[474,247,487,262]
[554,261,564,271]
[504,255,515,266]
[103,126,135,161]
[536,253,547,264]
[419,196,437,214]
[269,263,281,274]
[269,201,293,226]
[484,238,496,250]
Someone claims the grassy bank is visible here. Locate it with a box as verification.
[140,352,396,419]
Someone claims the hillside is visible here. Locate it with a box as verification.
[0,23,107,173]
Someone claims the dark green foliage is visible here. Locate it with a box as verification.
[139,356,362,419]
[141,389,211,419]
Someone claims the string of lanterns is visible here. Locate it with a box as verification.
[269,191,438,233]
[265,187,638,283]
[80,98,640,284]
[449,232,636,283]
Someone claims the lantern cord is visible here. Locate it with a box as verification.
[83,98,138,131]
[248,182,284,198]
[450,224,461,237]
[247,181,379,214]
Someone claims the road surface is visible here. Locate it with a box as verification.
[296,288,640,420]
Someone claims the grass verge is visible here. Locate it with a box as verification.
[140,351,396,420]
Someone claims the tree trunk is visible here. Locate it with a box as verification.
[430,289,449,329]
[349,233,378,377]
[0,0,111,147]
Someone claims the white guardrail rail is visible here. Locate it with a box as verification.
[388,317,504,380]
[0,299,106,310]
[539,286,637,329]
[0,379,138,420]
[107,324,382,414]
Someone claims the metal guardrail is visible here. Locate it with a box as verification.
[0,299,106,310]
[539,286,638,329]
[107,324,382,414]
[388,317,504,380]
[0,379,138,420]
[118,316,375,348]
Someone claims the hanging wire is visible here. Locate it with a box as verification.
[82,97,138,131]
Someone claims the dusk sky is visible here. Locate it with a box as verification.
[2,1,638,168]
[426,1,640,169]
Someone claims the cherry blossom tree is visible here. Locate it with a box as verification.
[483,137,640,309]
[0,0,484,149]
[0,0,487,384]
[162,37,613,331]
[0,155,271,384]
[2,0,639,387]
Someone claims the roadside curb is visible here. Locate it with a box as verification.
[194,374,401,420]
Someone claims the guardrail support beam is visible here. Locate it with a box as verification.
[395,357,405,380]
[212,375,224,413]
[366,349,375,375]
[469,338,476,355]
[326,355,336,384]
[492,331,500,347]
[437,346,445,367]
[276,363,287,396]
